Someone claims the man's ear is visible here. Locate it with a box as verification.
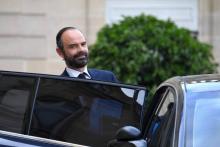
[56,48,64,59]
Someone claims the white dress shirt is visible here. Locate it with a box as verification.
[66,67,91,79]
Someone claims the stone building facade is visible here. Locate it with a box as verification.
[0,0,219,75]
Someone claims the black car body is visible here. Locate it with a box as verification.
[110,74,220,147]
[0,70,147,147]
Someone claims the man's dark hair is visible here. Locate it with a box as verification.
[56,27,76,50]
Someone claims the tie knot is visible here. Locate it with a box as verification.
[78,73,86,79]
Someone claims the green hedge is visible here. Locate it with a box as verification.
[89,14,218,90]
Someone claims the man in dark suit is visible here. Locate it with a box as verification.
[56,27,118,82]
[54,27,121,145]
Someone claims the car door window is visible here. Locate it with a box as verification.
[147,88,175,147]
[0,74,36,133]
[0,71,146,147]
[29,77,146,147]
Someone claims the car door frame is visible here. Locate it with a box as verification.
[0,70,147,146]
[142,78,184,147]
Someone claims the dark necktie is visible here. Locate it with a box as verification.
[78,73,87,79]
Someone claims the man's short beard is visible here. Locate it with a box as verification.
[63,52,89,69]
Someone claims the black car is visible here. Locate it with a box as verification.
[109,74,220,147]
[0,70,147,147]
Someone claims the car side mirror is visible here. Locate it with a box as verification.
[108,126,147,147]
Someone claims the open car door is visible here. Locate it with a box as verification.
[0,70,147,147]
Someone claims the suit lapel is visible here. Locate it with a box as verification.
[88,69,95,80]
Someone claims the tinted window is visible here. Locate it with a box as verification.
[30,78,146,147]
[0,74,36,133]
[0,71,146,146]
[147,89,175,147]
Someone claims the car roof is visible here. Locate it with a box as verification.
[180,74,220,84]
[160,74,220,93]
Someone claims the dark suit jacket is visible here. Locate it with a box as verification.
[61,68,118,83]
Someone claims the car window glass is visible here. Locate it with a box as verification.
[148,89,175,147]
[0,74,36,133]
[184,90,220,147]
[0,71,146,147]
[29,77,146,147]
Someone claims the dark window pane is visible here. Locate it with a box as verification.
[148,90,175,147]
[30,78,146,147]
[0,75,36,133]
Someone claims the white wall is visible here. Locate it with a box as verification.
[106,0,198,31]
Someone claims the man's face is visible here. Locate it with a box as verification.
[60,29,89,69]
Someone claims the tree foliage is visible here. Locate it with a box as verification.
[89,14,218,90]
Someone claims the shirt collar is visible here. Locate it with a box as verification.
[66,67,91,79]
